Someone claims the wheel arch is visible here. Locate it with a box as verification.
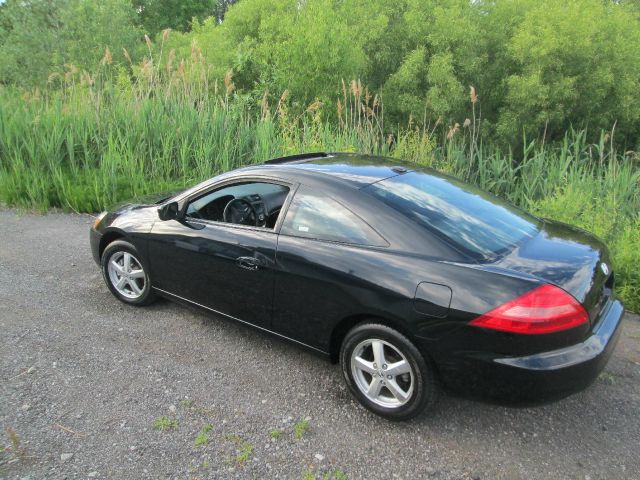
[99,229,127,261]
[329,314,416,364]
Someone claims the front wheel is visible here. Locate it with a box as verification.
[340,323,438,420]
[101,240,155,306]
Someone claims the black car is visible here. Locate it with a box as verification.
[90,153,624,420]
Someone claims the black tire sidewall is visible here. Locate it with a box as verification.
[101,240,154,306]
[340,323,437,421]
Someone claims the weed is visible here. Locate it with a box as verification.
[270,429,283,440]
[224,435,254,465]
[4,426,27,459]
[301,468,316,480]
[153,416,178,431]
[293,419,310,440]
[235,441,253,465]
[599,371,617,385]
[179,399,193,408]
[189,459,211,473]
[194,432,208,447]
[202,424,213,433]
[194,424,214,446]
[302,467,348,479]
[324,470,348,480]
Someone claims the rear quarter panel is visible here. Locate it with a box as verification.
[271,236,544,357]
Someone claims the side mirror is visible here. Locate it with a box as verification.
[158,201,180,221]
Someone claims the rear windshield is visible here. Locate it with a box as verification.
[364,171,539,259]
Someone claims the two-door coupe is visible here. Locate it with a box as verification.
[90,153,624,420]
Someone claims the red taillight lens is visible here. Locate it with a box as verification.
[469,284,589,334]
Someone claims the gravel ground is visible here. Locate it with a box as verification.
[1,210,639,480]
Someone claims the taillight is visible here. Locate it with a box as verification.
[469,284,589,334]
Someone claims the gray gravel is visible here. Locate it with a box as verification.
[1,209,639,480]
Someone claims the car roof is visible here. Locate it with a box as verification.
[234,152,409,189]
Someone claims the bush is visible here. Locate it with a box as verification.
[159,0,640,147]
[0,0,141,87]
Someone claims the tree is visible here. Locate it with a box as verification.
[0,0,141,87]
[133,0,217,36]
[171,0,388,105]
[381,0,483,125]
[0,0,62,86]
[212,0,239,22]
[488,0,640,143]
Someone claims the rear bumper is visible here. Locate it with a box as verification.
[89,227,102,266]
[438,299,624,404]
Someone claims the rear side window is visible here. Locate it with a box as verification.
[281,187,386,246]
[364,171,539,259]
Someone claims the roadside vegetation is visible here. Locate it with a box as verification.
[0,0,638,311]
[153,416,179,431]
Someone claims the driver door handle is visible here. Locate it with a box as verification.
[236,256,261,271]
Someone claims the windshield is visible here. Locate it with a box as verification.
[364,171,540,260]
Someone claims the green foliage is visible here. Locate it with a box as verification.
[223,434,254,465]
[4,426,27,460]
[153,416,178,431]
[269,429,283,439]
[2,0,640,145]
[134,0,218,37]
[194,432,209,446]
[391,128,435,165]
[301,469,316,480]
[599,371,617,385]
[293,419,310,440]
[383,0,481,124]
[162,0,640,146]
[235,441,253,464]
[194,424,213,446]
[491,0,640,144]
[0,46,639,312]
[168,0,388,104]
[301,467,349,480]
[0,0,141,87]
[324,470,348,480]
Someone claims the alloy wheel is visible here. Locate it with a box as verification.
[350,338,415,408]
[107,251,146,300]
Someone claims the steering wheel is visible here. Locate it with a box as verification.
[223,198,258,226]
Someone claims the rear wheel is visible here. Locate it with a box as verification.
[101,240,155,306]
[340,323,438,420]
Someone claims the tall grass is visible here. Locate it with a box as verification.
[0,48,638,310]
[0,73,386,211]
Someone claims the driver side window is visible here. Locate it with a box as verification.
[185,181,290,229]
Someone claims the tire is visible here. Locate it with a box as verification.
[101,239,155,306]
[340,323,438,421]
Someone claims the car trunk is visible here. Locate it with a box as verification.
[492,219,614,331]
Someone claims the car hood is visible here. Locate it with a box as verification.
[109,189,185,212]
[488,219,613,324]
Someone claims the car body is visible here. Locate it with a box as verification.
[90,152,624,419]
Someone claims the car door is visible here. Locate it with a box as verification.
[148,179,292,329]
